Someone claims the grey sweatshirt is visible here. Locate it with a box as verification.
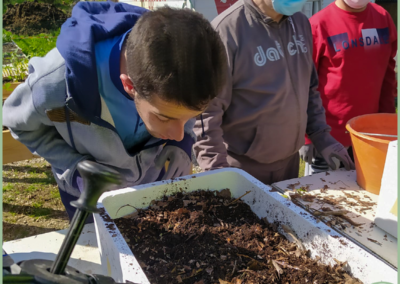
[193,0,330,170]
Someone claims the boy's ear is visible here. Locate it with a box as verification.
[120,74,135,98]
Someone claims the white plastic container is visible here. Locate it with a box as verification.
[375,140,398,238]
[94,168,397,284]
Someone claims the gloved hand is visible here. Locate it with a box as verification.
[312,132,355,171]
[155,133,193,180]
[299,144,315,164]
[319,143,355,171]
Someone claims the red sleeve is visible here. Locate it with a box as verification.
[379,14,397,113]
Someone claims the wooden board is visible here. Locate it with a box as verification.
[272,169,397,269]
[3,130,38,164]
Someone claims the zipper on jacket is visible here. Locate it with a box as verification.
[135,155,143,182]
[200,114,205,137]
[288,17,296,34]
[64,106,77,151]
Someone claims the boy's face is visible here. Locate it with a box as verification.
[134,94,203,142]
[120,73,204,141]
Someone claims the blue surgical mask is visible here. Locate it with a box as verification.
[271,0,308,16]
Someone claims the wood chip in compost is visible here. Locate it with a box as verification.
[114,190,363,284]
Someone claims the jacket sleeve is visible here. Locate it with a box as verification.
[379,15,397,113]
[303,20,325,145]
[2,67,91,187]
[193,25,233,171]
[306,65,331,137]
[305,21,332,144]
[310,20,324,75]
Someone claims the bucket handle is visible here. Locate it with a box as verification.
[345,131,397,138]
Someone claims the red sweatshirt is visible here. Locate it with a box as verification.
[305,2,397,147]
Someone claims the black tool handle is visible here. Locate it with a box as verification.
[50,161,123,275]
[71,161,123,213]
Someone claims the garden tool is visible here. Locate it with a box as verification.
[2,160,138,284]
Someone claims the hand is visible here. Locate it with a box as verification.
[155,145,191,180]
[319,143,355,171]
[299,144,315,164]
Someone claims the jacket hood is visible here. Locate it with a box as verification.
[242,0,288,25]
[56,1,148,120]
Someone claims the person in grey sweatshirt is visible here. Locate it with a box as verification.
[193,0,355,185]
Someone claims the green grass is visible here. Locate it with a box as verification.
[12,31,60,58]
[51,189,61,199]
[32,202,43,208]
[3,29,13,43]
[24,185,39,193]
[3,196,16,203]
[3,29,60,82]
[29,206,52,219]
[3,158,69,241]
[3,184,14,192]
[3,29,60,57]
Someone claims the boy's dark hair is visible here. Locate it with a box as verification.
[126,7,227,111]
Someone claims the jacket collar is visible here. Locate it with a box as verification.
[109,29,132,101]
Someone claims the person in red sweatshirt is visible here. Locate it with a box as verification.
[299,0,397,174]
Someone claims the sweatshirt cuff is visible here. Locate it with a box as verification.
[165,133,194,158]
[72,169,84,193]
[310,131,337,153]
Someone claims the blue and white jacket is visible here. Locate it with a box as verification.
[2,1,195,197]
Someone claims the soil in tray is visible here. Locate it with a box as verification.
[3,2,68,35]
[114,189,363,284]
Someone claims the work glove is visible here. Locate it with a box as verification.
[155,133,193,180]
[312,133,355,171]
[299,144,315,164]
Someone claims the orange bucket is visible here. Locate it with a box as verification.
[346,113,397,195]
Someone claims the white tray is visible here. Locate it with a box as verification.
[94,168,397,284]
